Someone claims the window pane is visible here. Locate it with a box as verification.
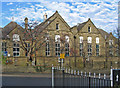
[56,24,59,30]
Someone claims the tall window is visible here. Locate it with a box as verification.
[46,42,50,56]
[96,44,99,56]
[79,36,83,56]
[88,26,91,32]
[88,44,92,56]
[65,43,69,56]
[109,40,113,56]
[80,43,83,56]
[13,42,20,57]
[55,43,60,56]
[56,24,59,30]
[55,35,60,56]
[2,42,7,52]
[65,36,69,56]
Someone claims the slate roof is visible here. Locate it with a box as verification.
[35,10,70,30]
[98,28,109,39]
[77,21,87,31]
[2,21,23,39]
[35,11,58,29]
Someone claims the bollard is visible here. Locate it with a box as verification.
[52,64,54,88]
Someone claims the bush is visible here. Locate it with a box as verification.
[33,64,51,72]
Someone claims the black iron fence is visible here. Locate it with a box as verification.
[52,66,120,87]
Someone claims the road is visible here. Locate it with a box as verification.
[2,73,52,87]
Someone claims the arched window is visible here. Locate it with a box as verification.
[96,37,99,44]
[88,37,92,43]
[13,34,20,41]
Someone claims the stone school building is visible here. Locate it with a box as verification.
[1,11,119,67]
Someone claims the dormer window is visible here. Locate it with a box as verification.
[88,26,91,32]
[56,23,59,30]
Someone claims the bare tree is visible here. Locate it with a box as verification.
[18,18,50,66]
[113,28,120,57]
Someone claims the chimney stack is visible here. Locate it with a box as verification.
[43,13,47,21]
[24,17,28,30]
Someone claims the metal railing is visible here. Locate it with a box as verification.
[52,66,120,87]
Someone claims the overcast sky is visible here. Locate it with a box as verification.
[1,0,119,33]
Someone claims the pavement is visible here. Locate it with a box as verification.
[2,73,51,77]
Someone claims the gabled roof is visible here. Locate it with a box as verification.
[35,10,70,30]
[2,21,23,39]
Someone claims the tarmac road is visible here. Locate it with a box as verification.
[2,73,52,87]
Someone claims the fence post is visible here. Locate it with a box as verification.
[94,73,96,87]
[77,71,79,75]
[71,70,73,74]
[74,70,76,75]
[52,64,54,88]
[110,68,113,87]
[81,71,83,76]
[85,72,86,77]
[89,72,91,77]
[62,69,64,87]
[104,74,106,86]
[99,73,101,87]
[89,72,91,88]
[66,68,67,73]
[69,68,70,74]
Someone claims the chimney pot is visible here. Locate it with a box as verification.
[24,17,28,30]
[44,13,47,21]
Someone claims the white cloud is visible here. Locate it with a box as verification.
[4,1,118,32]
[7,2,13,5]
